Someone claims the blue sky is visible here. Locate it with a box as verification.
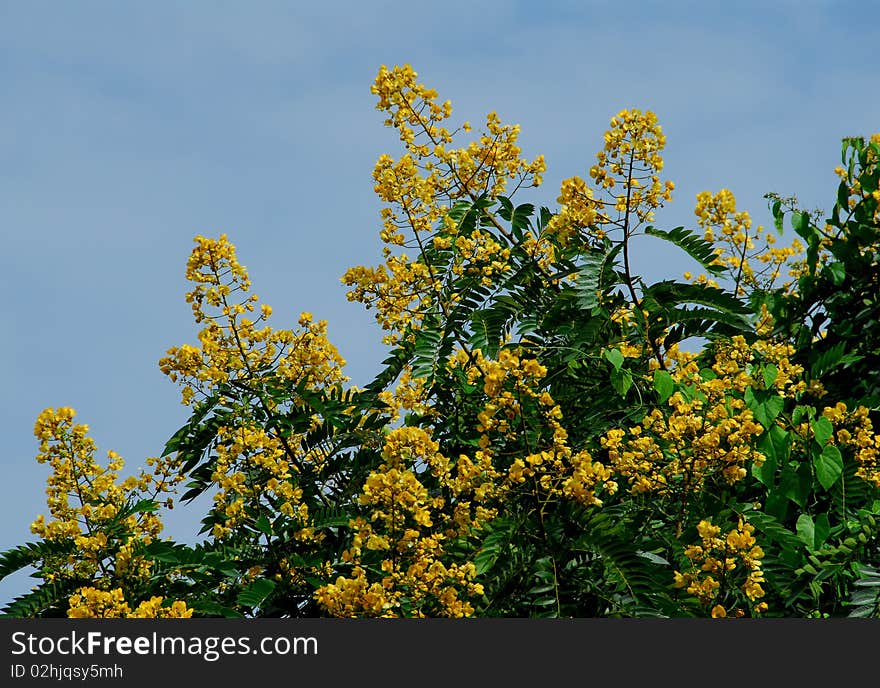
[1,1,876,604]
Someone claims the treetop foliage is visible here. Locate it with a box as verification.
[4,64,880,619]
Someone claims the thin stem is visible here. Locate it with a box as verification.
[620,150,666,370]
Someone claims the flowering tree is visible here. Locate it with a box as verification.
[3,65,880,619]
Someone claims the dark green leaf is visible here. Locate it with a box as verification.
[753,426,790,486]
[796,514,815,549]
[653,370,674,404]
[762,364,778,389]
[747,510,802,550]
[605,348,624,372]
[237,578,277,608]
[791,211,811,239]
[811,417,833,446]
[610,369,633,397]
[642,280,750,315]
[771,199,784,235]
[0,541,75,581]
[644,226,725,276]
[744,387,785,429]
[810,342,845,379]
[574,251,604,311]
[814,445,843,490]
[255,515,273,536]
[779,463,811,508]
[827,262,846,286]
[191,600,244,618]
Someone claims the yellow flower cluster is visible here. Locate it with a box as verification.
[376,365,433,423]
[314,566,395,617]
[822,402,880,486]
[450,347,616,509]
[693,189,803,295]
[447,228,513,287]
[208,424,314,541]
[343,64,545,344]
[159,235,351,543]
[314,427,483,617]
[549,109,673,245]
[67,587,192,618]
[160,235,346,405]
[604,338,777,495]
[370,64,545,203]
[314,557,481,619]
[30,407,181,583]
[342,257,436,344]
[596,109,674,224]
[673,518,768,617]
[344,228,517,345]
[547,176,599,246]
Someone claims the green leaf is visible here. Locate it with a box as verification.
[848,565,880,617]
[747,510,802,550]
[365,342,414,394]
[531,597,558,607]
[642,280,750,315]
[527,584,557,595]
[410,315,444,379]
[473,519,512,575]
[827,262,846,286]
[574,251,604,311]
[604,348,624,372]
[764,492,789,522]
[791,211,811,239]
[311,506,353,529]
[753,426,790,486]
[237,578,277,608]
[1,580,81,618]
[255,515,273,536]
[473,549,498,576]
[653,370,674,404]
[191,600,244,618]
[610,369,633,397]
[811,417,834,446]
[762,364,778,389]
[796,514,815,549]
[792,405,814,426]
[744,387,785,429]
[771,199,784,235]
[837,181,849,210]
[814,445,843,490]
[512,203,535,237]
[125,499,159,515]
[0,540,75,581]
[145,541,187,565]
[665,305,752,335]
[779,463,811,508]
[810,342,845,379]
[496,195,514,221]
[644,225,725,276]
